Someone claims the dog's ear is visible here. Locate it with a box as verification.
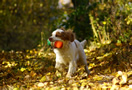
[65,30,75,42]
[69,32,75,42]
[60,29,75,42]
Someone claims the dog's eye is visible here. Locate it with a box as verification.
[56,34,58,37]
[55,32,61,37]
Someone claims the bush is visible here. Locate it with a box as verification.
[0,0,131,50]
[56,0,132,43]
[0,0,59,51]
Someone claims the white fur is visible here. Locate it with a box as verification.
[51,29,64,41]
[49,29,90,77]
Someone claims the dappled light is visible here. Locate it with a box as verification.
[0,0,132,89]
[0,43,132,89]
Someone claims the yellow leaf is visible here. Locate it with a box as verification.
[96,56,104,61]
[34,50,37,54]
[40,3,43,7]
[89,63,96,67]
[56,71,62,77]
[93,75,103,81]
[26,61,30,66]
[30,71,36,77]
[81,82,87,87]
[40,76,46,82]
[30,50,33,54]
[4,62,12,68]
[26,55,30,59]
[38,82,44,87]
[73,86,79,90]
[20,67,26,72]
[13,88,19,90]
[26,50,29,52]
[46,72,51,76]
[72,83,78,87]
[102,21,106,25]
[0,10,3,13]
[127,20,130,25]
[84,49,89,53]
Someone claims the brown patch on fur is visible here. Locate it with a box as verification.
[56,32,62,37]
[56,30,75,42]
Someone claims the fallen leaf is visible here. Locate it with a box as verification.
[20,67,26,72]
[38,82,44,87]
[40,76,46,82]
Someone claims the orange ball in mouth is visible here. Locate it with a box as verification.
[54,41,63,48]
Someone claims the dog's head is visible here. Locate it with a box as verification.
[49,29,75,42]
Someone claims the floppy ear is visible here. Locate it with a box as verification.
[69,32,75,42]
[60,29,75,42]
[65,30,75,42]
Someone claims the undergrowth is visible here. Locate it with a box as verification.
[0,41,132,89]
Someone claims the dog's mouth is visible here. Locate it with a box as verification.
[48,37,54,42]
[48,38,63,49]
[50,41,56,48]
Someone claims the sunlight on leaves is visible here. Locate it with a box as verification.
[40,76,46,82]
[56,71,62,78]
[13,88,19,90]
[37,82,44,87]
[40,3,43,7]
[102,21,106,25]
[93,75,103,81]
[20,67,26,72]
[2,61,17,68]
[89,63,96,69]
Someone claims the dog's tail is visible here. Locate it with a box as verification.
[81,40,87,48]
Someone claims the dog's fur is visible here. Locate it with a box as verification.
[49,29,90,78]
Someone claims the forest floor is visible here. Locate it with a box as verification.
[0,42,132,90]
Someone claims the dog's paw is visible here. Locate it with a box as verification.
[66,74,72,78]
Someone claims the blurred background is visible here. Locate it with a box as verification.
[0,0,131,51]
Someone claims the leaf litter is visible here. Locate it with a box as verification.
[0,43,132,90]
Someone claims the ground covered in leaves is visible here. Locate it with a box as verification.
[0,42,132,90]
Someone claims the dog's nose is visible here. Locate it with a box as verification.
[49,37,53,42]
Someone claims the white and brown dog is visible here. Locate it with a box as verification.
[49,29,90,78]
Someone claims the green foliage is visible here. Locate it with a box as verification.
[91,0,132,44]
[0,0,132,89]
[56,2,99,40]
[56,0,132,43]
[0,0,59,50]
[0,0,131,50]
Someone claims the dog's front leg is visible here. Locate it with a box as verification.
[66,60,77,78]
[55,62,64,72]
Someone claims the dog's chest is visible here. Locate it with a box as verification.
[54,48,75,65]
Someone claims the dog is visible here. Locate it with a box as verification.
[49,29,90,78]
